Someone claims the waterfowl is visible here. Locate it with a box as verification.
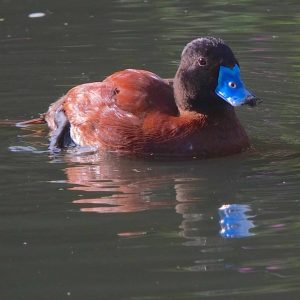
[24,36,258,158]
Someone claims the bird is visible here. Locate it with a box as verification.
[22,36,259,159]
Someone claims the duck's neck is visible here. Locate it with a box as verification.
[173,70,234,116]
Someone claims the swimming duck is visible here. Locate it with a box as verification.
[25,36,259,158]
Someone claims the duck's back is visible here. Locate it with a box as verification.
[47,69,179,152]
[103,69,178,116]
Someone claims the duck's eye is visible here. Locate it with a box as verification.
[198,58,207,66]
[228,81,237,88]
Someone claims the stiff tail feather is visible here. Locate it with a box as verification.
[16,114,46,127]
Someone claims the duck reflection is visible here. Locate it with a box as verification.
[57,153,292,281]
[59,151,256,240]
[62,151,178,213]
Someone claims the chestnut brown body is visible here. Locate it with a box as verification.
[25,37,258,158]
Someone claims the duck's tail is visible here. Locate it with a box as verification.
[16,114,47,127]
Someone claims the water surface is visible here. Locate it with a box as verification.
[1,0,300,299]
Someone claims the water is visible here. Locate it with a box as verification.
[1,0,300,299]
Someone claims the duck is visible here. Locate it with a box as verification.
[23,36,259,158]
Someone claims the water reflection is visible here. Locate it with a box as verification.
[219,204,255,238]
[66,163,176,213]
[57,151,258,241]
[58,154,294,294]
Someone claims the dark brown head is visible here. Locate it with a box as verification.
[174,37,258,114]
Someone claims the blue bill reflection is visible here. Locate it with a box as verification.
[219,204,255,238]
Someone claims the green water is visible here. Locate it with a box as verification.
[0,0,300,299]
